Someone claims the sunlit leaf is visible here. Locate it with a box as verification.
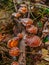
[42,48,48,57]
[43,55,49,61]
[44,8,49,14]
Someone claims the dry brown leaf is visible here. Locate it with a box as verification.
[42,48,48,57]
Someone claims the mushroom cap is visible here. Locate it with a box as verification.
[11,61,19,65]
[12,12,21,18]
[9,47,20,57]
[17,33,23,39]
[25,35,42,47]
[21,18,33,26]
[26,25,38,34]
[18,7,28,14]
[42,29,49,33]
[7,37,19,48]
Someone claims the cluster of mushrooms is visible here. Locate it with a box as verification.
[12,3,42,47]
[7,33,23,65]
[7,2,49,65]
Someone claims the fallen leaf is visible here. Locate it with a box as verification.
[42,48,48,57]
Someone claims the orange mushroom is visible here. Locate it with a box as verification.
[26,25,38,34]
[25,35,42,47]
[11,61,19,65]
[7,37,19,48]
[18,7,28,14]
[21,18,33,26]
[12,12,21,18]
[9,47,20,57]
[17,33,23,39]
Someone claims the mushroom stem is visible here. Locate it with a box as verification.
[13,56,16,61]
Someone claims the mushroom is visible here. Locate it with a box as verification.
[18,7,28,14]
[12,12,21,18]
[17,33,23,39]
[21,18,33,27]
[42,29,49,33]
[7,37,19,48]
[25,35,42,47]
[11,61,19,65]
[9,47,20,57]
[26,25,38,34]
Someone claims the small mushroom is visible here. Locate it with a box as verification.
[12,12,21,18]
[25,35,42,47]
[42,29,49,33]
[17,33,23,39]
[11,61,19,65]
[9,47,20,57]
[21,18,33,26]
[18,7,28,14]
[26,25,38,34]
[7,37,19,48]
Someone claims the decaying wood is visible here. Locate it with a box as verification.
[18,31,26,65]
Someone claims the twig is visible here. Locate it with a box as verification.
[20,51,42,55]
[0,18,7,20]
[12,0,17,12]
